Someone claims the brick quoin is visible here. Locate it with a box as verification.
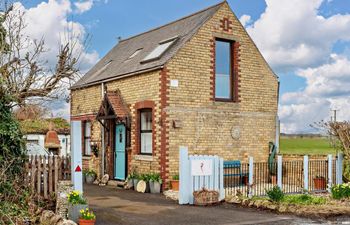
[159,67,170,189]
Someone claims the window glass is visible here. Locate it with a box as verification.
[140,110,152,154]
[215,40,231,99]
[142,39,176,62]
[84,121,91,155]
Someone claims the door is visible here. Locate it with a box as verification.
[114,123,126,180]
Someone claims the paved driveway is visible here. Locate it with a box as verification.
[84,184,332,225]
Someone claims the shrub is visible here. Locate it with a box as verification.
[67,190,87,205]
[83,169,97,177]
[266,186,284,202]
[80,208,96,220]
[139,174,151,182]
[331,183,350,200]
[283,194,326,205]
[172,174,179,180]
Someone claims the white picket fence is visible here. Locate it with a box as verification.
[179,146,225,204]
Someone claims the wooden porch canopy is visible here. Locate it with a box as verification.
[96,89,130,122]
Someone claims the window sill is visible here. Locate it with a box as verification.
[82,156,92,160]
[134,155,153,161]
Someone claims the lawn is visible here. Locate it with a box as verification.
[279,137,336,155]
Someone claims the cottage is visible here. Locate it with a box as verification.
[70,1,279,187]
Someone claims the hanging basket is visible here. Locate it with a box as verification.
[193,188,219,206]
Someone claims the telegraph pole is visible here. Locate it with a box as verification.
[332,109,338,122]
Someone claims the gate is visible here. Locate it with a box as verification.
[179,146,224,204]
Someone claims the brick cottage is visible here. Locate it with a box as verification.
[70,1,279,187]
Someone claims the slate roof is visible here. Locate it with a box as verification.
[71,1,225,89]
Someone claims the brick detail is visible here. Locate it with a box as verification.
[133,100,156,156]
[233,41,241,102]
[209,38,215,101]
[159,67,170,189]
[220,17,233,32]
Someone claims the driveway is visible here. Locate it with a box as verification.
[84,184,333,225]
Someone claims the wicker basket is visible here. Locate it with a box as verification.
[193,188,219,206]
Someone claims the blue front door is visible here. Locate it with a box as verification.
[115,124,126,180]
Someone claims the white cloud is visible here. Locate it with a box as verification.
[246,0,350,72]
[239,14,251,27]
[279,55,350,133]
[74,0,93,14]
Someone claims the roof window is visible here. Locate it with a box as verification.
[128,48,142,59]
[141,36,178,63]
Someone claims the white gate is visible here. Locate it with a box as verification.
[179,146,224,204]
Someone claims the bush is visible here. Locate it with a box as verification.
[67,190,87,205]
[172,174,179,180]
[83,169,97,177]
[331,183,350,200]
[283,194,326,205]
[266,186,284,202]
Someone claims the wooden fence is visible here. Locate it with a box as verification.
[24,155,71,199]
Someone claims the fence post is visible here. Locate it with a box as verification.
[219,157,224,200]
[277,155,282,189]
[248,157,254,198]
[179,146,189,205]
[336,153,343,185]
[303,155,309,191]
[328,154,333,192]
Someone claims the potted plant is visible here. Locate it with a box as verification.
[79,208,96,225]
[126,174,134,189]
[149,173,162,194]
[314,175,327,190]
[171,174,179,191]
[85,169,97,184]
[67,190,88,223]
[140,174,151,193]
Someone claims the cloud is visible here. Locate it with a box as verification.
[74,0,93,14]
[246,0,350,72]
[239,14,251,27]
[279,55,350,133]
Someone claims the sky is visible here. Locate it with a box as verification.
[15,0,350,134]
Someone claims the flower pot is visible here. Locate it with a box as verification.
[86,174,96,184]
[68,203,88,223]
[133,179,139,190]
[144,181,150,193]
[79,219,96,225]
[271,175,277,185]
[314,177,327,190]
[149,181,161,194]
[171,180,179,191]
[127,179,134,189]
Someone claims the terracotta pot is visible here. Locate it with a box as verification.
[314,177,326,190]
[171,180,179,191]
[271,175,277,185]
[79,219,96,225]
[242,176,249,185]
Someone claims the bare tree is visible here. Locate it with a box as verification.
[0,4,86,106]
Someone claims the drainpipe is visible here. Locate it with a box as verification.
[101,83,105,177]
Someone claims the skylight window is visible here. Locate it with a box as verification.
[128,48,142,59]
[141,37,178,63]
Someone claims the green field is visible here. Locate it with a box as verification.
[280,137,336,155]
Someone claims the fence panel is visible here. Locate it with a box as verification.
[282,160,304,194]
[26,155,71,199]
[308,160,328,192]
[223,163,249,197]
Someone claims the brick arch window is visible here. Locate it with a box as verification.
[134,100,155,155]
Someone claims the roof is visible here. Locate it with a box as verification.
[71,1,225,89]
[97,90,130,119]
[20,118,70,135]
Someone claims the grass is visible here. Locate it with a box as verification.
[280,137,336,155]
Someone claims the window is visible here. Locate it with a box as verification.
[141,37,177,63]
[84,121,91,155]
[215,39,233,100]
[128,48,142,59]
[140,109,152,154]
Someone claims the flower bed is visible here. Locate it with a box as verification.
[226,185,350,218]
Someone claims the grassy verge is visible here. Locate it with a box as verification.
[280,137,336,155]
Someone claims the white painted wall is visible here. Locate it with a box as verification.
[24,133,71,156]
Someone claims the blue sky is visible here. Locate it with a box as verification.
[18,0,350,133]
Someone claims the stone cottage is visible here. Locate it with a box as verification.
[70,1,279,186]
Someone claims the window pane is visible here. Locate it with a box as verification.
[85,122,91,155]
[142,40,175,62]
[141,132,152,154]
[141,111,152,131]
[215,40,231,99]
[85,139,91,155]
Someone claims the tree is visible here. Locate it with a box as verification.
[0,5,83,106]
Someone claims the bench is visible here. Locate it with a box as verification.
[223,160,249,185]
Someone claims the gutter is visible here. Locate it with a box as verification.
[70,65,164,90]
